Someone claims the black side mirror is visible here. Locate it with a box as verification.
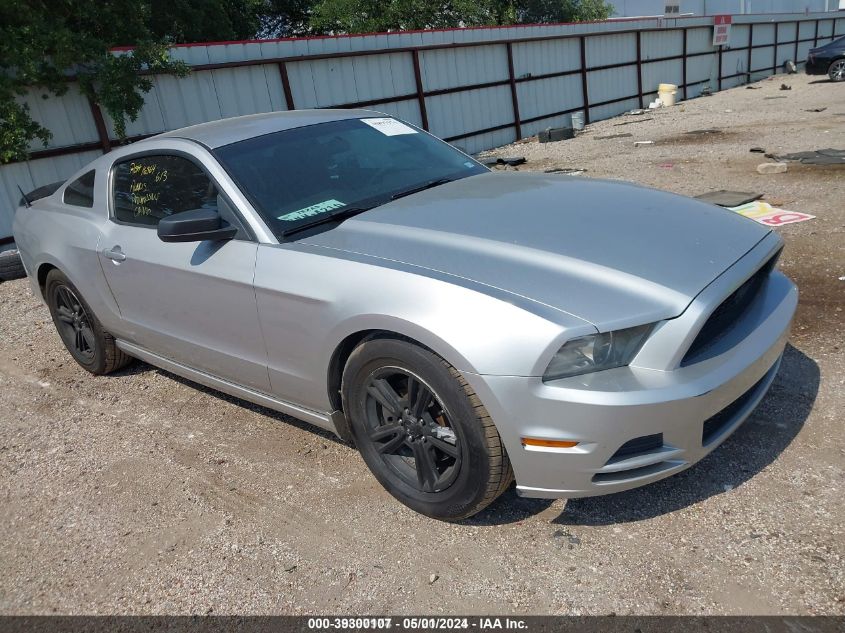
[157,208,238,243]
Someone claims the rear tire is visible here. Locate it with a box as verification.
[829,59,845,82]
[0,249,25,281]
[45,269,133,375]
[342,337,512,521]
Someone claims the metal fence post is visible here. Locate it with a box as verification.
[579,36,590,124]
[87,98,112,153]
[717,45,723,91]
[773,22,779,73]
[505,42,522,140]
[411,50,429,131]
[635,31,644,109]
[682,28,688,98]
[277,62,295,111]
[747,23,754,80]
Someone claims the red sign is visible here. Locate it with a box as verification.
[712,15,732,46]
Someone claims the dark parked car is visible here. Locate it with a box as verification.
[805,35,845,81]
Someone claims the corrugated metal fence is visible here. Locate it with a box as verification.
[2,11,843,242]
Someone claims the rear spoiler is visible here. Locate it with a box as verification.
[19,180,64,207]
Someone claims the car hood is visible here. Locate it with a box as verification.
[301,172,770,330]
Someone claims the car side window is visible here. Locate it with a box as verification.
[112,154,218,227]
[64,170,95,208]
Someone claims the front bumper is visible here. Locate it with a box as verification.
[464,264,797,499]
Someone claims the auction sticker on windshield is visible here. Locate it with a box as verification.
[278,199,346,221]
[361,117,417,136]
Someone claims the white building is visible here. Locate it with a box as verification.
[607,0,843,17]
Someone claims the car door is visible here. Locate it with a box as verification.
[97,151,271,393]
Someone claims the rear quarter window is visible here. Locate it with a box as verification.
[63,171,95,208]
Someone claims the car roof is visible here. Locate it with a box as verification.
[155,108,382,149]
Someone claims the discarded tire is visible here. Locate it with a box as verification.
[0,249,26,281]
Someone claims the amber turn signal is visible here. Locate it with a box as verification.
[521,437,579,448]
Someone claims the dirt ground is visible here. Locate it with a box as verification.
[1,73,843,616]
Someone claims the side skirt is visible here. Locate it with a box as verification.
[116,340,340,436]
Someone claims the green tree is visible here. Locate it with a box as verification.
[0,0,194,163]
[310,0,491,34]
[258,0,315,37]
[309,0,612,33]
[509,0,614,24]
[148,0,264,43]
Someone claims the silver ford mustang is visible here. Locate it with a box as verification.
[13,110,797,520]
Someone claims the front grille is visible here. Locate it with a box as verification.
[701,371,770,445]
[681,251,780,366]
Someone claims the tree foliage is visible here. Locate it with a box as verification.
[147,0,265,43]
[310,0,492,34]
[2,1,193,163]
[258,0,315,37]
[308,0,613,34]
[506,0,614,24]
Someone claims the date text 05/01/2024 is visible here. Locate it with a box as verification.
[307,617,528,630]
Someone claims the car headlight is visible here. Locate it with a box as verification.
[543,324,654,382]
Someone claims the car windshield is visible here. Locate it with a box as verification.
[213,117,487,237]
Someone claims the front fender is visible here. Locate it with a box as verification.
[255,243,595,414]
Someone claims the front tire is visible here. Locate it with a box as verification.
[829,59,845,82]
[45,269,132,375]
[342,337,512,520]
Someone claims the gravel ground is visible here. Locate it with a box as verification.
[1,73,843,616]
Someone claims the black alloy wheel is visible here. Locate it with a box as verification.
[342,337,513,521]
[363,368,461,493]
[45,268,132,375]
[53,284,97,363]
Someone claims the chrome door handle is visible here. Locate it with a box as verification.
[103,247,126,262]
